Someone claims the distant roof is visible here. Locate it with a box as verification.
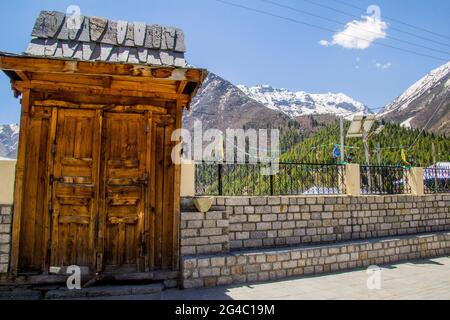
[26,11,186,67]
[426,162,450,169]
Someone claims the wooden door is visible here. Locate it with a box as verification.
[43,108,180,274]
[50,109,102,271]
[101,112,150,273]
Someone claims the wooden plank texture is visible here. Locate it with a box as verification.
[102,112,149,273]
[18,105,51,272]
[50,109,101,270]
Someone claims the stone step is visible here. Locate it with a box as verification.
[0,288,42,300]
[45,283,164,300]
[182,231,450,289]
[1,270,179,286]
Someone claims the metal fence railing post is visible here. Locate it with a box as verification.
[269,162,274,196]
[434,165,439,193]
[218,163,223,196]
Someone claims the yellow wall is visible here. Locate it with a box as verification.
[180,161,195,197]
[0,160,16,205]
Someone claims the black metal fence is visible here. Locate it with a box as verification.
[360,165,411,195]
[424,166,450,194]
[195,162,346,196]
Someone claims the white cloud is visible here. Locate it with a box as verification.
[318,40,332,47]
[320,15,388,50]
[375,62,392,70]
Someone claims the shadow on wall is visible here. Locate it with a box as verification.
[0,160,15,205]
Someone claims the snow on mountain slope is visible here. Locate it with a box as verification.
[185,73,294,133]
[238,84,372,118]
[0,124,19,159]
[380,61,450,136]
[380,61,450,116]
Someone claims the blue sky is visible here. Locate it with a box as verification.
[0,0,449,123]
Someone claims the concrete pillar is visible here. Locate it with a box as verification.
[180,161,196,197]
[407,167,425,196]
[345,164,361,196]
[0,160,16,205]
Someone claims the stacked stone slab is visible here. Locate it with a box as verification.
[182,232,450,288]
[0,206,12,274]
[218,195,450,251]
[26,11,186,67]
[180,195,450,255]
[180,210,230,256]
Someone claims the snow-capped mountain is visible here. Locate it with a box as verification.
[184,72,363,158]
[0,124,19,159]
[185,73,295,133]
[238,84,372,118]
[380,62,450,116]
[380,61,450,135]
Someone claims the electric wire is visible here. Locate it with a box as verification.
[215,0,448,62]
[260,0,450,55]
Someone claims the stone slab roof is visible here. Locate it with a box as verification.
[26,11,187,67]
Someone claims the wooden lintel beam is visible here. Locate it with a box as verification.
[14,80,191,102]
[0,55,205,82]
[28,73,179,94]
[106,105,168,114]
[34,91,170,107]
[34,100,105,109]
[33,100,168,114]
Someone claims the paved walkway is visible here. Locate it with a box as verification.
[110,256,450,300]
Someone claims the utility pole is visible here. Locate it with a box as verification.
[340,116,345,164]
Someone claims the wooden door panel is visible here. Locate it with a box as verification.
[18,107,52,272]
[51,109,101,270]
[152,116,175,270]
[102,113,149,272]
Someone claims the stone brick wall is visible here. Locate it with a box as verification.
[212,195,450,251]
[180,194,450,288]
[0,205,12,274]
[180,211,230,256]
[182,231,450,288]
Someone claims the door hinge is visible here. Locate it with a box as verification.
[135,173,148,187]
[145,124,150,133]
[49,174,54,185]
[51,143,57,155]
[48,201,53,215]
[143,172,148,186]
